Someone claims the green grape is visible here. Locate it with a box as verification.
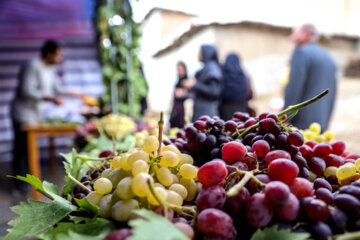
[147,186,168,206]
[160,151,179,167]
[98,194,113,218]
[171,174,179,184]
[119,153,132,171]
[101,168,112,178]
[336,163,356,180]
[161,145,181,157]
[127,150,149,167]
[355,159,360,172]
[116,177,135,200]
[179,153,194,165]
[169,183,188,200]
[107,168,130,187]
[324,166,338,178]
[111,199,139,222]
[132,160,149,176]
[131,173,152,197]
[86,191,103,205]
[179,178,197,201]
[309,170,318,182]
[309,122,321,135]
[154,182,165,189]
[166,190,183,206]
[179,163,198,179]
[156,167,173,186]
[143,135,159,154]
[94,177,113,195]
[111,156,122,169]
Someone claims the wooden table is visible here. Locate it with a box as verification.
[22,124,78,200]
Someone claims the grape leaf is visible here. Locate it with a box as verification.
[334,231,360,240]
[62,149,89,196]
[4,175,77,240]
[250,225,310,240]
[38,217,114,240]
[128,209,189,240]
[74,197,99,215]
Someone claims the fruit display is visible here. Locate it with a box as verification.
[5,89,360,240]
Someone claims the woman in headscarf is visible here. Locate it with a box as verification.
[169,61,189,128]
[183,44,222,121]
[220,53,250,120]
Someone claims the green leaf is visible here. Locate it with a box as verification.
[250,225,310,240]
[128,209,189,240]
[62,149,89,196]
[39,217,114,240]
[75,197,99,216]
[3,198,76,240]
[334,231,360,240]
[117,135,135,152]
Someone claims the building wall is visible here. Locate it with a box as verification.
[161,11,194,40]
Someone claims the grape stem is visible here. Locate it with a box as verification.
[76,154,113,162]
[157,112,164,156]
[67,173,91,193]
[226,165,266,197]
[234,89,329,139]
[333,230,360,240]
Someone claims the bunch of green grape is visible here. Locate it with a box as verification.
[85,135,199,222]
[96,114,136,139]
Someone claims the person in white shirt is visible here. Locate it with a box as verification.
[11,40,85,192]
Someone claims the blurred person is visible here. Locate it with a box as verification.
[284,24,337,131]
[169,61,189,128]
[183,44,222,121]
[11,40,86,191]
[220,53,250,120]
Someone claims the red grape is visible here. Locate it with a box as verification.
[197,208,233,238]
[264,150,291,166]
[309,157,326,175]
[325,154,344,167]
[266,113,278,122]
[185,126,197,139]
[224,120,237,133]
[99,150,114,158]
[248,174,271,193]
[153,206,174,221]
[276,193,299,222]
[242,152,257,170]
[299,145,314,160]
[194,120,207,131]
[338,185,360,201]
[310,221,332,240]
[244,118,257,128]
[288,131,304,147]
[198,160,228,187]
[199,115,211,121]
[334,194,360,214]
[222,141,247,164]
[246,193,274,228]
[224,187,250,215]
[292,154,307,168]
[345,153,360,160]
[313,178,332,192]
[103,229,132,240]
[252,140,270,157]
[331,141,346,155]
[289,177,314,199]
[264,181,290,206]
[305,140,318,148]
[304,198,330,221]
[315,188,333,204]
[268,159,299,184]
[196,185,226,211]
[313,143,333,157]
[259,112,269,120]
[259,118,276,130]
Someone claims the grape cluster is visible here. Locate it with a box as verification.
[71,135,199,238]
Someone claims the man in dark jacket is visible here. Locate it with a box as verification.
[183,44,223,121]
[284,24,337,131]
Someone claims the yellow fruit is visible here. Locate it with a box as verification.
[111,156,122,169]
[161,145,181,157]
[132,160,149,176]
[336,163,356,181]
[169,184,188,200]
[324,166,338,178]
[147,187,168,206]
[160,151,180,167]
[355,158,360,172]
[179,154,194,165]
[316,135,326,143]
[179,164,198,179]
[82,95,99,106]
[323,131,335,141]
[309,122,321,135]
[171,174,179,184]
[127,151,149,167]
[120,154,132,171]
[143,136,159,154]
[94,177,113,195]
[166,190,183,206]
[156,167,173,187]
[131,173,152,197]
[179,178,197,201]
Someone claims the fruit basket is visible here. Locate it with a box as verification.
[4,89,360,240]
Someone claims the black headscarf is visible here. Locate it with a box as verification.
[222,53,248,102]
[195,45,222,84]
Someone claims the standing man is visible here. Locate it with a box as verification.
[284,24,337,131]
[11,40,85,191]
